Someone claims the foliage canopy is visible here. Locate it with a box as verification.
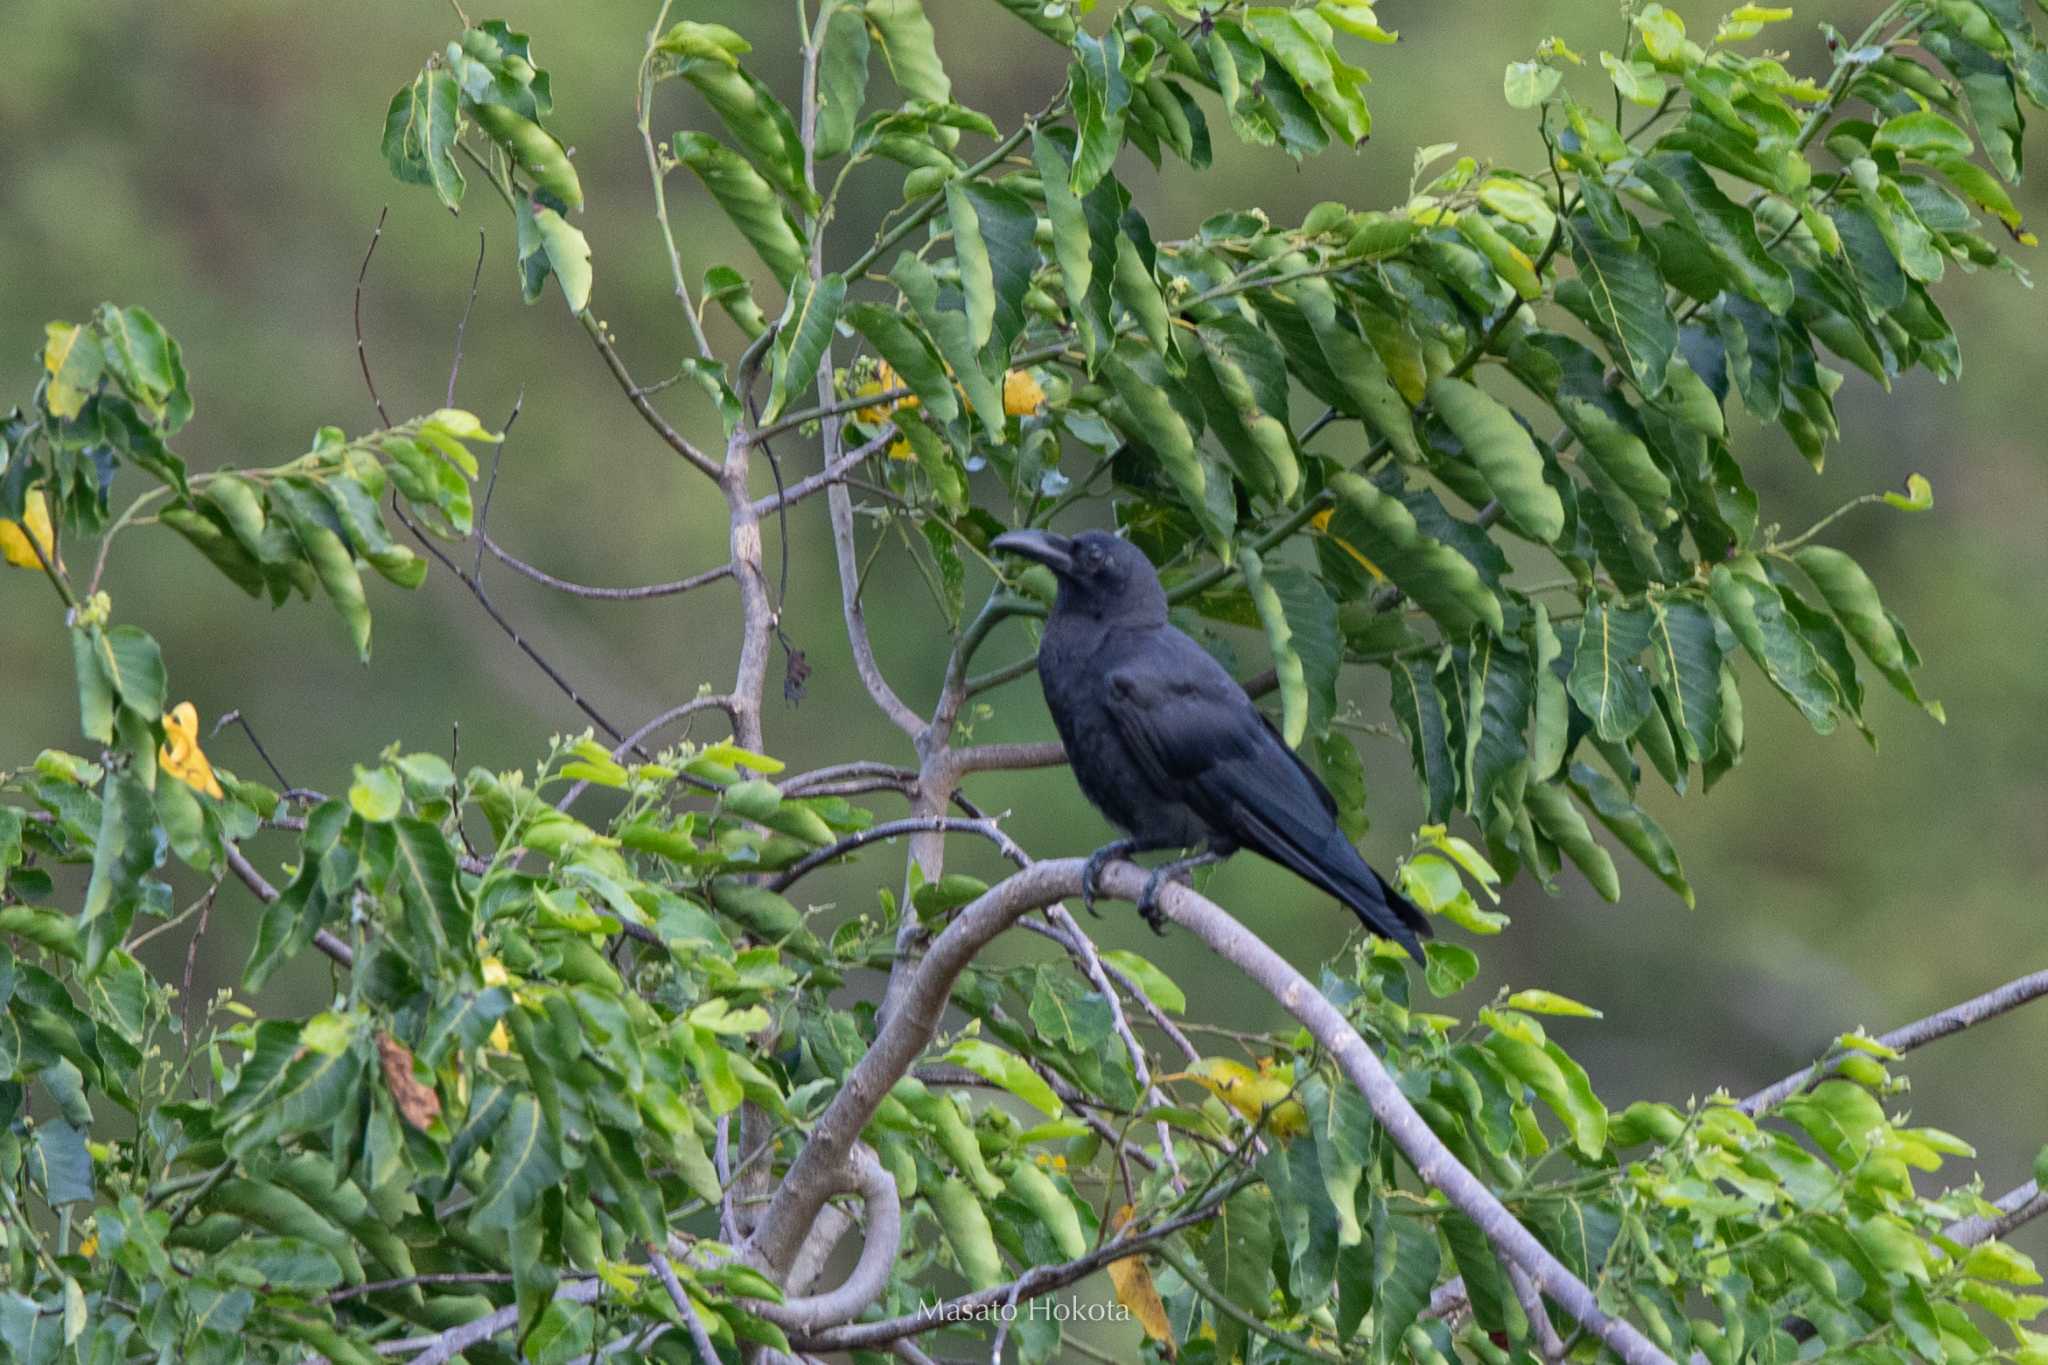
[3,1,2047,1362]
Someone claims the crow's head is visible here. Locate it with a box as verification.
[991,529,1167,624]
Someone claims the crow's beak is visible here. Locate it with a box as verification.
[991,529,1074,575]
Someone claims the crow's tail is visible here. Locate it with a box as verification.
[1240,809,1432,963]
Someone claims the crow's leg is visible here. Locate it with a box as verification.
[1080,837,1177,916]
[1138,847,1229,934]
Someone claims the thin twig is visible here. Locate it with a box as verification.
[446,230,486,407]
[225,845,352,969]
[646,1243,724,1365]
[1740,968,2048,1115]
[355,206,391,426]
[478,532,733,600]
[209,709,293,790]
[767,815,1017,892]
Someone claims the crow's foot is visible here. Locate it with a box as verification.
[1080,839,1138,917]
[1136,849,1227,935]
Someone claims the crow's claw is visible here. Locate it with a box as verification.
[1137,865,1176,934]
[1080,840,1133,918]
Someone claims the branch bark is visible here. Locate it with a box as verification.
[743,859,1672,1364]
[1740,967,2048,1114]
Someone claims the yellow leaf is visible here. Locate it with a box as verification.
[42,323,94,419]
[1002,368,1047,416]
[1107,1206,1177,1356]
[1308,507,1386,581]
[0,489,56,570]
[1162,1057,1307,1137]
[157,701,225,800]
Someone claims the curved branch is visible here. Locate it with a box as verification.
[780,760,919,798]
[580,312,720,479]
[1946,1179,2048,1247]
[767,816,1021,892]
[1740,968,2048,1115]
[750,424,896,518]
[941,740,1068,778]
[744,859,1671,1365]
[478,532,733,600]
[826,473,923,737]
[746,1144,901,1334]
[225,844,353,969]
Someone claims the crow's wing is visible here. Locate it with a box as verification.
[1101,629,1430,957]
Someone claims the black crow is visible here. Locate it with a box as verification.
[991,528,1431,962]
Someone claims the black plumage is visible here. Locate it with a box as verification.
[992,528,1431,961]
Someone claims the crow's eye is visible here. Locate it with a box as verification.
[1080,546,1106,571]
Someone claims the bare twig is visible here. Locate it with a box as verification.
[210,709,293,790]
[767,815,1019,892]
[478,531,733,601]
[355,206,390,426]
[580,312,721,480]
[225,845,352,969]
[1945,1180,2048,1246]
[750,422,897,518]
[446,229,486,407]
[1740,968,2048,1114]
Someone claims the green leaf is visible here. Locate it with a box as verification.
[1567,598,1655,742]
[673,131,809,285]
[1389,656,1458,822]
[471,1093,564,1231]
[1649,595,1724,762]
[1427,377,1564,542]
[1293,279,1421,462]
[1465,631,1532,821]
[1567,762,1693,906]
[1112,233,1171,354]
[1032,127,1118,366]
[1485,1034,1607,1157]
[1240,548,1309,746]
[1103,342,1232,555]
[670,44,812,210]
[1193,318,1300,502]
[381,68,465,212]
[515,201,592,313]
[845,302,957,426]
[70,629,115,745]
[814,6,871,160]
[1505,60,1563,108]
[394,816,468,949]
[945,1039,1061,1117]
[1205,1186,1277,1364]
[948,180,1036,359]
[888,253,1006,439]
[1873,108,1975,158]
[1068,29,1133,194]
[763,272,845,424]
[348,765,403,823]
[1370,1191,1442,1363]
[1567,209,1678,387]
[80,773,155,977]
[1637,152,1795,312]
[1794,546,1942,720]
[1710,562,1839,733]
[1099,950,1186,1014]
[26,1120,93,1205]
[1524,781,1621,902]
[92,625,166,722]
[865,0,952,106]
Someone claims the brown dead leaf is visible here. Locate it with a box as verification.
[376,1032,442,1132]
[1107,1204,1176,1357]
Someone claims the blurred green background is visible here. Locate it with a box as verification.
[4,0,2043,1254]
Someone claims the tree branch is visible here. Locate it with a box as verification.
[1740,968,2048,1115]
[744,1144,901,1334]
[749,422,895,518]
[580,311,721,479]
[767,815,1021,893]
[478,531,733,600]
[744,860,1671,1365]
[224,844,352,969]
